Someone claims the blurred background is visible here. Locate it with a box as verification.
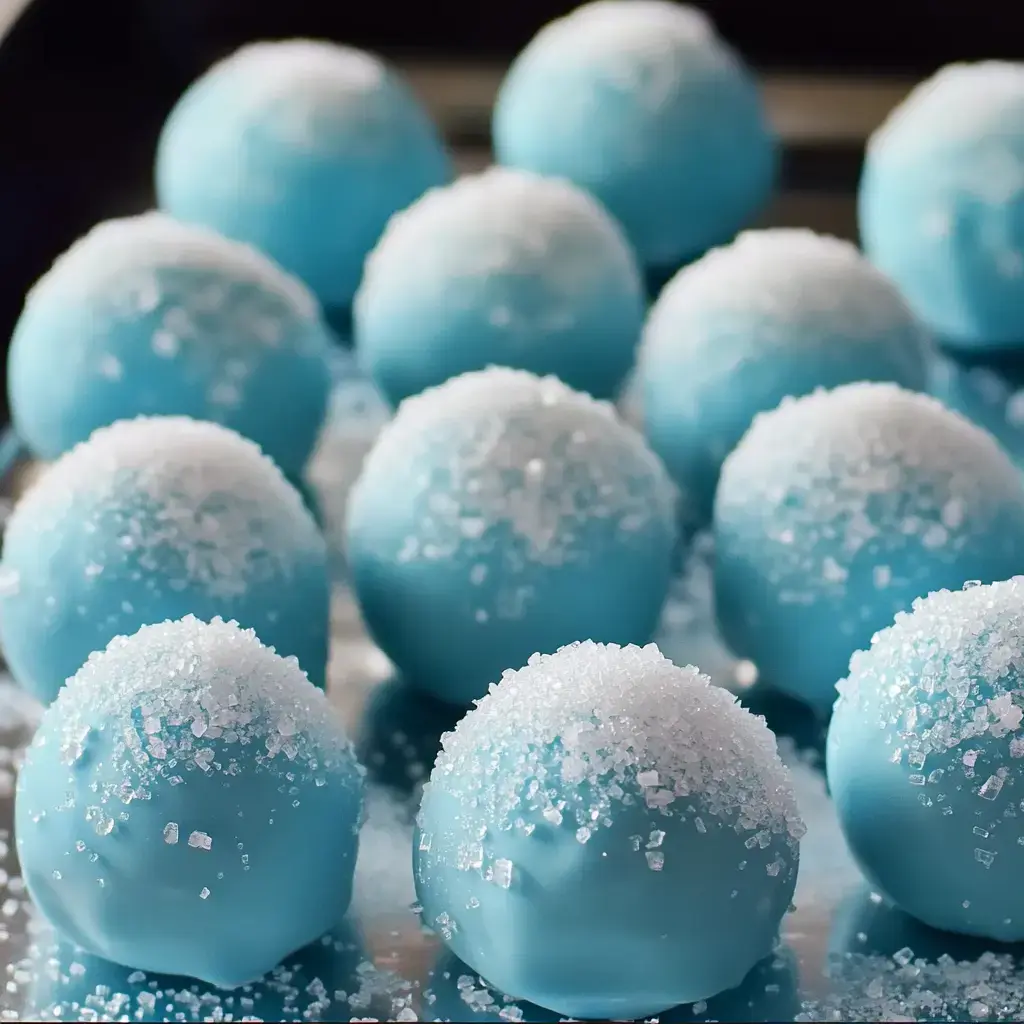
[0,0,1021,424]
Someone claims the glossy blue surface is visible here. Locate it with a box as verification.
[492,1,776,276]
[354,168,646,406]
[156,40,452,326]
[827,580,1024,942]
[860,63,1024,354]
[345,368,678,706]
[14,618,364,989]
[714,383,1024,711]
[0,418,330,703]
[639,230,930,532]
[7,214,334,480]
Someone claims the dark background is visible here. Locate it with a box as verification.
[0,0,1021,424]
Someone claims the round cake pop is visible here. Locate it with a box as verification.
[714,383,1024,711]
[8,212,333,479]
[414,641,803,1020]
[15,616,364,988]
[355,167,645,406]
[860,62,1024,354]
[0,416,329,703]
[492,1,776,285]
[345,367,677,706]
[638,229,930,531]
[156,40,452,331]
[828,579,1024,942]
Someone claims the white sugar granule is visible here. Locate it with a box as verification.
[49,615,357,791]
[424,641,804,849]
[643,229,927,361]
[716,383,1024,599]
[357,166,641,333]
[838,578,1024,761]
[27,211,317,322]
[349,367,676,567]
[4,416,324,599]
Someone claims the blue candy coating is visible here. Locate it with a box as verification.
[156,40,453,321]
[413,642,803,1019]
[715,383,1024,711]
[8,213,334,480]
[346,367,678,706]
[492,1,777,275]
[355,167,646,406]
[638,230,930,531]
[860,63,1024,354]
[0,416,330,703]
[15,616,364,988]
[827,579,1024,942]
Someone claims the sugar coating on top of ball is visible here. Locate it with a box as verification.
[639,229,929,530]
[828,579,1024,941]
[493,1,776,274]
[346,368,678,704]
[861,62,1024,351]
[355,166,645,405]
[156,39,452,318]
[415,641,803,1018]
[15,615,363,987]
[714,382,1024,709]
[0,416,329,701]
[9,212,333,477]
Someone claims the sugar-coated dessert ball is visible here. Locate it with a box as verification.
[346,368,677,706]
[0,417,329,703]
[860,63,1024,354]
[639,230,930,531]
[414,641,804,1020]
[355,167,645,406]
[930,350,1024,469]
[15,616,364,988]
[156,40,452,325]
[715,383,1024,711]
[9,213,333,479]
[828,579,1024,941]
[493,1,777,280]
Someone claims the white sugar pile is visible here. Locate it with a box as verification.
[5,416,323,599]
[716,383,1024,598]
[50,616,355,792]
[27,211,318,322]
[358,167,640,322]
[838,579,1024,759]
[643,229,926,354]
[349,367,676,566]
[423,641,804,849]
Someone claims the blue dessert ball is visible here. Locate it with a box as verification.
[8,212,333,479]
[492,1,777,278]
[714,383,1024,711]
[930,349,1024,469]
[15,616,364,988]
[828,579,1024,942]
[0,416,330,703]
[860,63,1024,354]
[345,367,678,706]
[414,641,804,1020]
[354,167,645,406]
[638,229,930,532]
[156,40,453,325]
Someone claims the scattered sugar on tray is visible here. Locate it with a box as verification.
[7,416,319,600]
[26,211,317,321]
[425,641,804,848]
[351,367,676,567]
[49,616,354,797]
[838,578,1024,761]
[717,383,1024,597]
